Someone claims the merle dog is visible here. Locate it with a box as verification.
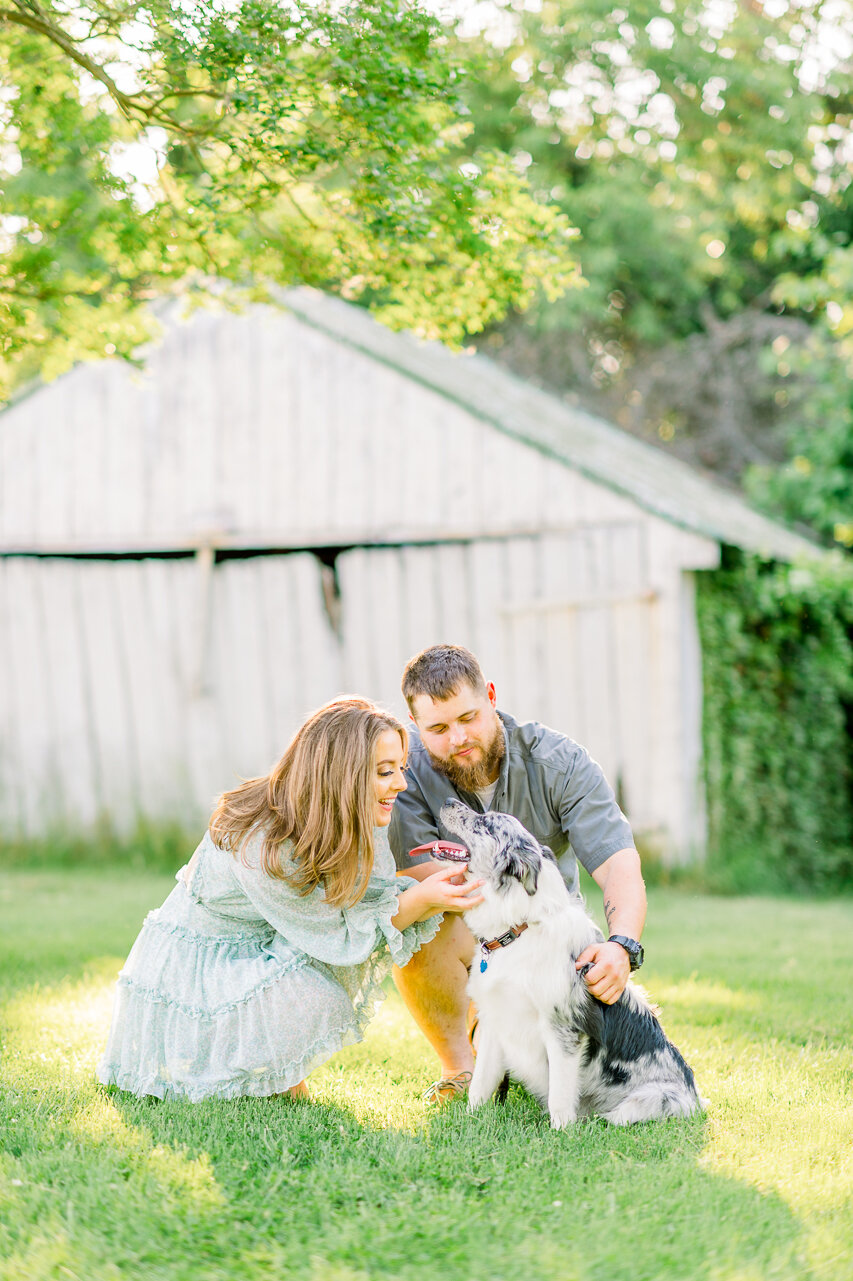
[438,800,705,1127]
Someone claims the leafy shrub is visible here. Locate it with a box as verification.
[697,549,853,892]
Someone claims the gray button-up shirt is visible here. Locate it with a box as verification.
[388,711,635,893]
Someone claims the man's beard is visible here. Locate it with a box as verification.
[426,720,506,793]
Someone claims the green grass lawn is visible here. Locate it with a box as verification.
[1,866,851,1281]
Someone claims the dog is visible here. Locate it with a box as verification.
[437,800,705,1128]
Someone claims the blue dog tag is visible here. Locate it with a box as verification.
[480,958,488,973]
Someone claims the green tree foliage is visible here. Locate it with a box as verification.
[0,0,578,403]
[459,0,853,511]
[697,550,853,891]
[462,0,849,343]
[746,244,853,548]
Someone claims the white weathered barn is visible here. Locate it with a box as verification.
[0,289,818,858]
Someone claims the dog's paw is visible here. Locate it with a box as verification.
[549,1109,577,1130]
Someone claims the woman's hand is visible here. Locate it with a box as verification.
[392,865,484,930]
[419,865,484,916]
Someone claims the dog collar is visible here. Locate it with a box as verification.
[477,923,528,973]
[478,923,529,952]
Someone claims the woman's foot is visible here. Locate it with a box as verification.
[273,1081,309,1100]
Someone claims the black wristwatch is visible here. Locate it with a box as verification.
[608,935,644,971]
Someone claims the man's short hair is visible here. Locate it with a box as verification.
[401,644,488,712]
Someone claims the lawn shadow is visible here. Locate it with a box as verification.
[0,1070,818,1281]
[95,1083,811,1281]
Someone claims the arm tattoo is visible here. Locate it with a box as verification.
[604,897,615,929]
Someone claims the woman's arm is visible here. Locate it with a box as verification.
[391,865,483,932]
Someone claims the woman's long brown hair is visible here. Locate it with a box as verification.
[209,697,406,908]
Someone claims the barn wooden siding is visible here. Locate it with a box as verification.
[0,300,721,858]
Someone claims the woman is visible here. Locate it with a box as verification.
[98,697,481,1101]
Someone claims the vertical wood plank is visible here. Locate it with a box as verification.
[75,562,142,828]
[433,541,475,649]
[294,327,333,538]
[329,345,369,537]
[0,560,25,829]
[146,325,185,542]
[502,537,543,723]
[292,552,344,713]
[36,560,101,830]
[254,309,295,535]
[213,557,277,779]
[338,547,374,694]
[465,538,509,691]
[141,557,196,817]
[397,543,443,672]
[539,532,581,741]
[679,570,708,860]
[177,555,234,818]
[4,559,70,832]
[103,363,144,542]
[182,311,224,538]
[605,524,651,830]
[112,560,181,821]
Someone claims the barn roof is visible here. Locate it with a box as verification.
[0,286,823,562]
[283,288,820,562]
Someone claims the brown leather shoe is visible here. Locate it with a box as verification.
[422,1071,472,1107]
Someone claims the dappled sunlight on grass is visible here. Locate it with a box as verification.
[311,983,438,1131]
[2,967,118,1085]
[66,1095,228,1210]
[655,977,760,1011]
[0,1231,125,1281]
[698,1035,853,1213]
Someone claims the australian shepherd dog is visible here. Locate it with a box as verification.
[438,800,705,1128]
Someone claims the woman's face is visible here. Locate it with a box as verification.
[373,729,407,826]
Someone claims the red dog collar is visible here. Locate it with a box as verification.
[408,840,470,863]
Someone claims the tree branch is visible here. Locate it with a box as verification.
[0,1,224,137]
[2,2,139,115]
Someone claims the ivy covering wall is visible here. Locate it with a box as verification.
[696,549,853,892]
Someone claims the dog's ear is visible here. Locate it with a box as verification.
[497,842,540,896]
[540,844,557,864]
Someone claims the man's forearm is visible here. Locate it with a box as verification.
[592,847,647,939]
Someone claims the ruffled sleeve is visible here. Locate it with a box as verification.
[229,828,441,968]
[358,828,443,966]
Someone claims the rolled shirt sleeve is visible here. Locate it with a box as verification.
[556,744,635,875]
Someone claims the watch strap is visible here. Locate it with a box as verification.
[608,934,644,970]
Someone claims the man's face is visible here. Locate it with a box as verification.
[410,681,505,791]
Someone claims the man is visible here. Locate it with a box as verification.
[388,643,647,1105]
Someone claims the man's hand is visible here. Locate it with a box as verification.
[575,940,631,1004]
[582,846,646,1004]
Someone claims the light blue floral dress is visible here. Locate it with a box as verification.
[97,826,440,1101]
